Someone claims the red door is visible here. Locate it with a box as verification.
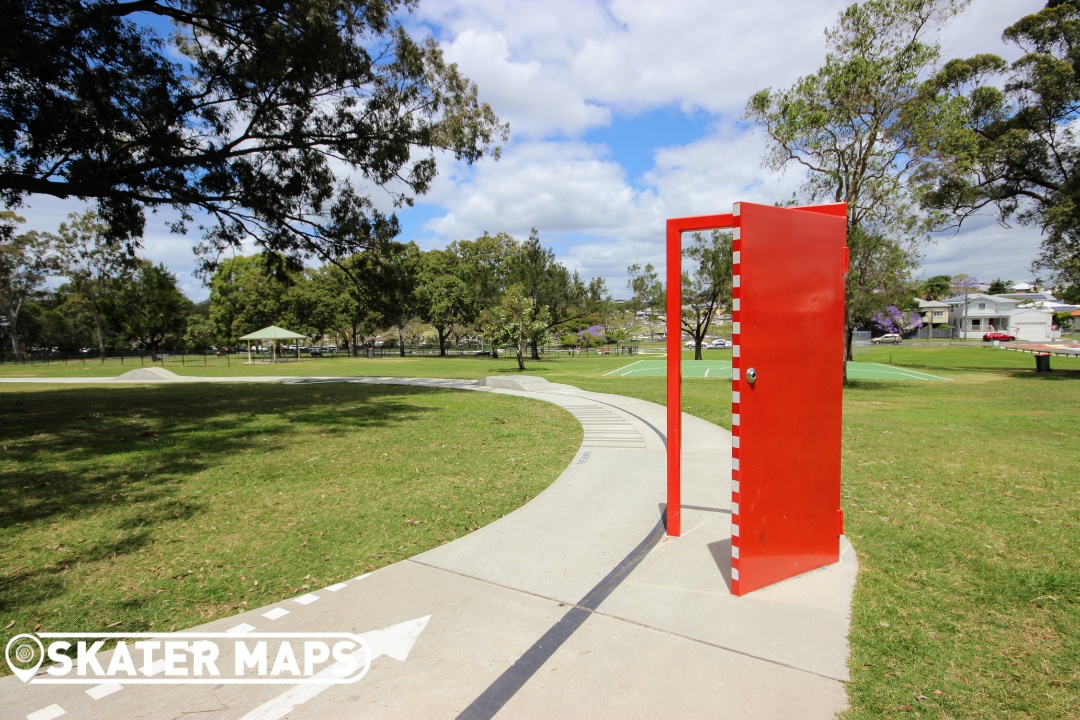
[730,202,847,596]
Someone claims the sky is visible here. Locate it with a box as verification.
[13,0,1046,301]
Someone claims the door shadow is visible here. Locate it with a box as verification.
[707,538,733,592]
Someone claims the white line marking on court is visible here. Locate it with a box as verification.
[864,363,952,381]
[603,359,647,377]
[704,368,710,377]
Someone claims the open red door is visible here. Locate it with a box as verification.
[730,202,847,595]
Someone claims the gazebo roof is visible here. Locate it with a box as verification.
[239,325,305,340]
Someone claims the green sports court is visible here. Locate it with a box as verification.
[603,358,952,382]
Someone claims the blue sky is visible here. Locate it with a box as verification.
[16,0,1046,300]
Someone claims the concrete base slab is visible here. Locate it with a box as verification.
[497,612,848,720]
[597,508,857,681]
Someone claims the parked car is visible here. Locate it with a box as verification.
[982,331,1016,341]
[871,333,902,344]
[706,338,732,349]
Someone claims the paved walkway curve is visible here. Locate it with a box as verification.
[2,373,856,720]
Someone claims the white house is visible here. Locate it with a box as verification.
[943,293,1055,340]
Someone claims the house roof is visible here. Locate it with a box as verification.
[942,293,1017,306]
[915,298,948,308]
[999,293,1057,302]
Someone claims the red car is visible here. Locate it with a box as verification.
[983,331,1016,341]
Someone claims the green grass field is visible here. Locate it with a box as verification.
[0,383,580,641]
[1,344,1078,717]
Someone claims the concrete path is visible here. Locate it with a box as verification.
[1,373,856,720]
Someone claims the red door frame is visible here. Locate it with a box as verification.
[666,202,847,594]
[665,213,733,538]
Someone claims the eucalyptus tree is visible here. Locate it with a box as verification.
[448,232,518,317]
[0,211,53,358]
[2,1,506,270]
[920,275,953,300]
[53,211,137,354]
[626,263,664,316]
[448,232,518,353]
[112,262,192,360]
[681,230,733,361]
[508,230,590,359]
[745,0,966,367]
[417,249,471,356]
[208,255,293,344]
[916,1,1080,286]
[483,284,549,371]
[282,266,349,346]
[359,241,422,357]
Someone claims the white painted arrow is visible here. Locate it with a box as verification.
[238,615,431,720]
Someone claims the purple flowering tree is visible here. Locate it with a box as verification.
[872,305,923,335]
[577,324,604,348]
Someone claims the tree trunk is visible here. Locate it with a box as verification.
[530,338,540,361]
[694,341,702,361]
[398,325,406,357]
[6,303,22,360]
[516,340,526,371]
[92,306,106,355]
[437,326,448,356]
[843,322,854,384]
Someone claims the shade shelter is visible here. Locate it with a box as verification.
[238,325,306,363]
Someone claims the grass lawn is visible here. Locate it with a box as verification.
[0,382,580,651]
[839,350,1079,719]
[1,344,1077,718]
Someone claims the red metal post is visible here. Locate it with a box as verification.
[665,213,734,538]
[665,219,683,537]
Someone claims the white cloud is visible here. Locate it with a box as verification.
[440,29,611,137]
[424,140,652,238]
[924,216,1045,284]
[423,0,851,135]
[9,0,1052,308]
[938,1,1039,62]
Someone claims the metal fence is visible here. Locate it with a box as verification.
[851,330,872,355]
[0,344,639,366]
